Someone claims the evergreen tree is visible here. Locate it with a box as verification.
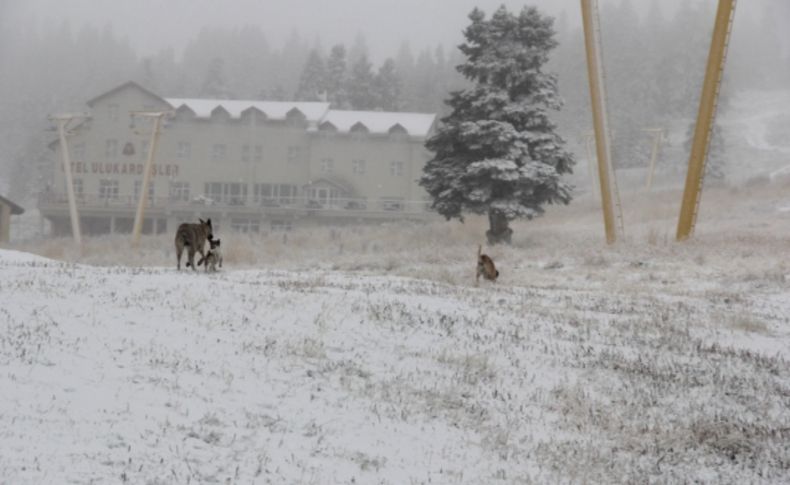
[602,0,651,169]
[259,85,287,101]
[347,54,377,110]
[684,122,727,182]
[412,48,440,113]
[395,42,416,108]
[278,30,310,99]
[374,58,402,111]
[348,32,369,66]
[326,44,349,108]
[200,57,231,99]
[420,6,574,244]
[295,49,327,101]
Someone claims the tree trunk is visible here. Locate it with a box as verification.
[486,210,513,245]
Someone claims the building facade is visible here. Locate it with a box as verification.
[40,82,437,235]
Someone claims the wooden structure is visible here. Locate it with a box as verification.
[130,110,171,247]
[0,194,24,244]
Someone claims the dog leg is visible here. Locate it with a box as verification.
[188,248,197,271]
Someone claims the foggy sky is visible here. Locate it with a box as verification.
[4,0,686,60]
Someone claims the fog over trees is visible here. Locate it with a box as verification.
[0,0,788,203]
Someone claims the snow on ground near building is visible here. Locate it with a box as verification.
[1,209,789,485]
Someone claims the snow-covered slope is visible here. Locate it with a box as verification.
[1,247,788,484]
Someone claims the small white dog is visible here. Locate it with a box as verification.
[197,238,223,272]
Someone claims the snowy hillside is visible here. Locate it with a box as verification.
[2,229,789,484]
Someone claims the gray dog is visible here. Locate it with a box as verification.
[175,218,213,271]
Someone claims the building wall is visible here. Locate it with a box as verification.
[307,133,424,201]
[0,203,10,243]
[44,84,435,234]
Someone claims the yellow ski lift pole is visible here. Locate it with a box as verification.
[581,0,617,244]
[677,0,736,241]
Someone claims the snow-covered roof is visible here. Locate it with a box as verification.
[318,110,436,137]
[165,98,331,122]
[88,81,166,107]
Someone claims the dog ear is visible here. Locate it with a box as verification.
[207,218,212,226]
[198,218,205,224]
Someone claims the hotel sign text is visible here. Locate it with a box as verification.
[62,162,180,177]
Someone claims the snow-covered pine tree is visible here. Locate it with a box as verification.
[374,58,402,111]
[295,50,327,101]
[200,57,232,99]
[684,121,726,182]
[347,54,377,110]
[420,6,574,244]
[326,45,349,109]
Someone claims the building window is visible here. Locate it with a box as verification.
[205,182,223,203]
[169,181,190,202]
[278,184,296,205]
[212,144,226,162]
[287,146,300,163]
[253,183,296,205]
[177,142,191,160]
[390,161,404,177]
[254,183,272,204]
[224,183,248,205]
[108,104,119,122]
[320,158,334,174]
[72,142,86,161]
[349,124,368,142]
[230,218,260,234]
[134,180,155,202]
[270,220,292,232]
[381,197,405,211]
[254,145,263,163]
[105,139,118,158]
[241,144,251,163]
[98,179,119,200]
[140,140,150,160]
[352,159,366,175]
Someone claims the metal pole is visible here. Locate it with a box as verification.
[643,128,663,191]
[677,0,736,241]
[132,112,168,246]
[51,115,84,246]
[581,0,617,244]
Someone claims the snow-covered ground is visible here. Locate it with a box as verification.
[2,184,790,483]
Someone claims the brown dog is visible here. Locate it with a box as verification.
[476,245,499,285]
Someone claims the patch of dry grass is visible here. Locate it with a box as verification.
[8,184,790,300]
